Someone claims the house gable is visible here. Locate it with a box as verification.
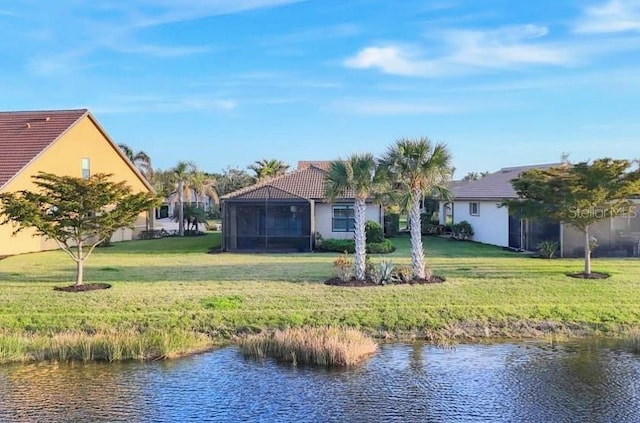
[0,109,88,191]
[0,109,153,256]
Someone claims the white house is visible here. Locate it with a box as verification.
[440,164,562,251]
[440,163,640,257]
[158,190,216,219]
[220,161,383,252]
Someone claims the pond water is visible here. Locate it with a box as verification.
[0,340,639,422]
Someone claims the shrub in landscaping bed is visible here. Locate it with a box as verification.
[365,220,384,243]
[316,238,395,254]
[240,327,377,367]
[316,238,356,253]
[451,221,474,240]
[367,239,395,254]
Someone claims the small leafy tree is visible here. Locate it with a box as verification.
[174,204,207,232]
[0,172,159,286]
[213,167,254,197]
[505,159,640,275]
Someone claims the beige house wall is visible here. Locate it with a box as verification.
[0,115,152,256]
[314,202,383,240]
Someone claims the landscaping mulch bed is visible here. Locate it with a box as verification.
[325,276,445,287]
[566,272,610,279]
[54,283,112,292]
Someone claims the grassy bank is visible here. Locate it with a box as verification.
[1,233,640,363]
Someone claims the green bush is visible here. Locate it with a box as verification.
[316,238,355,253]
[315,238,395,254]
[366,239,395,254]
[537,240,559,259]
[365,220,384,243]
[452,221,474,240]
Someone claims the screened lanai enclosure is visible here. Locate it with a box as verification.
[222,186,313,252]
[562,203,640,257]
[509,201,640,257]
[508,215,561,252]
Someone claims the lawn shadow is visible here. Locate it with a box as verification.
[0,261,333,284]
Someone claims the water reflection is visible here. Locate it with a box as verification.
[0,341,638,422]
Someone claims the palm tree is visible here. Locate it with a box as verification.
[380,138,453,279]
[186,171,219,208]
[118,143,153,180]
[462,171,490,181]
[324,154,384,281]
[171,161,197,237]
[249,159,289,181]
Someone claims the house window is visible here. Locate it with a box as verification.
[469,202,479,216]
[81,158,90,179]
[332,205,355,232]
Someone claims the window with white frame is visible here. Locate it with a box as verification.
[469,202,479,216]
[332,205,355,232]
[81,158,90,179]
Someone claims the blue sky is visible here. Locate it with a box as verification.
[1,0,639,177]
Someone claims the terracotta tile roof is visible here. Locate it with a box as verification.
[233,185,308,200]
[0,109,88,189]
[222,164,357,201]
[451,163,561,200]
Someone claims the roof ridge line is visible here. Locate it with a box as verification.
[0,108,89,115]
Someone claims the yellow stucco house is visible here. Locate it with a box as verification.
[0,109,154,256]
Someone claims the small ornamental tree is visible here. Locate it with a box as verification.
[504,159,640,276]
[0,172,160,286]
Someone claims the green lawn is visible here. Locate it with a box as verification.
[1,233,639,362]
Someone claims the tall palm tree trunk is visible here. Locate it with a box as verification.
[409,192,426,279]
[178,180,185,237]
[354,197,367,281]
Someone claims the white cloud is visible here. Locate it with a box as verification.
[574,0,640,33]
[93,95,237,114]
[344,45,441,77]
[107,42,211,58]
[128,0,306,28]
[345,25,575,77]
[332,99,458,115]
[446,25,571,67]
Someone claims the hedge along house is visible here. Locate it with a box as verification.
[0,109,155,256]
[220,161,384,252]
[439,164,640,257]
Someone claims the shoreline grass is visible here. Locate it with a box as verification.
[1,233,640,363]
[0,329,212,364]
[240,327,378,366]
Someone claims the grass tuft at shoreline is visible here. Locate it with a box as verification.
[240,327,377,366]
